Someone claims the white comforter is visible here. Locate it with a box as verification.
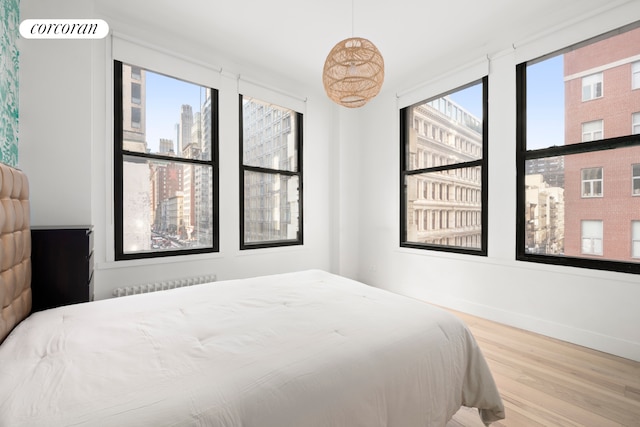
[0,270,504,426]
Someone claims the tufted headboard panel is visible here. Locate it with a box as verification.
[0,163,31,344]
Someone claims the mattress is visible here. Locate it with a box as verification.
[0,269,504,426]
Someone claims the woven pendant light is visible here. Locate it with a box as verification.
[322,37,384,108]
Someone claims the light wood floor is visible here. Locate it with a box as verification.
[444,309,640,427]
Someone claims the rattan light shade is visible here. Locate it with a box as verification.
[322,37,384,108]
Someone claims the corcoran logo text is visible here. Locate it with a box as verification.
[19,19,109,39]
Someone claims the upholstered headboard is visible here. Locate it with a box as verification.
[0,163,31,344]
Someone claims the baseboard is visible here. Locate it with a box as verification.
[429,296,640,363]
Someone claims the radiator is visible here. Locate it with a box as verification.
[112,274,217,298]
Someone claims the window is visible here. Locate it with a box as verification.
[581,167,603,197]
[131,66,141,80]
[401,77,488,255]
[633,164,640,195]
[582,120,603,142]
[114,61,219,260]
[131,82,141,105]
[633,61,640,90]
[517,21,640,274]
[581,220,603,255]
[131,107,141,129]
[582,73,603,101]
[240,95,302,249]
[633,112,640,135]
[633,221,640,258]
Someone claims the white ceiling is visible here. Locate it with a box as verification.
[94,0,626,94]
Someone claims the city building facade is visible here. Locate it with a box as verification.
[241,98,300,244]
[405,95,483,248]
[563,26,640,261]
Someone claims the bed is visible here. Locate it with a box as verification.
[0,162,504,426]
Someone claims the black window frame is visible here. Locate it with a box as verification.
[400,76,489,256]
[114,60,219,261]
[515,22,640,275]
[239,94,304,250]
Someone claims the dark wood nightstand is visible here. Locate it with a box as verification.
[31,226,94,312]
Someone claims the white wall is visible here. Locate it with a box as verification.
[19,0,338,300]
[19,0,93,226]
[351,2,640,361]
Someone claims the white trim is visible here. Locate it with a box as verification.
[111,33,309,113]
[111,34,222,90]
[424,295,640,362]
[112,32,222,74]
[395,245,640,283]
[239,77,307,114]
[396,56,489,110]
[513,0,638,65]
[565,54,640,81]
[104,35,116,263]
[96,251,225,270]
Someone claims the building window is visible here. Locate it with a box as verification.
[131,66,141,80]
[582,73,603,101]
[581,220,603,255]
[131,82,141,105]
[582,120,603,142]
[633,61,640,90]
[517,21,640,274]
[633,164,640,195]
[240,95,303,249]
[633,221,640,258]
[114,61,219,260]
[131,107,141,129]
[401,77,488,255]
[633,112,640,134]
[581,167,603,197]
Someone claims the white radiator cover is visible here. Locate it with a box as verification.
[112,275,217,298]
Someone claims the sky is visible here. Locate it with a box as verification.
[446,54,565,151]
[143,54,565,153]
[145,71,207,154]
[526,55,565,150]
[448,82,482,119]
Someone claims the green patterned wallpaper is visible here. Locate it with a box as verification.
[0,0,19,167]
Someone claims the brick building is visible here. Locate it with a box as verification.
[563,26,640,261]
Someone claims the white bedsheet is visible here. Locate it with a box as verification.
[0,270,504,426]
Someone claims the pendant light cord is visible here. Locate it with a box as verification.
[351,0,354,37]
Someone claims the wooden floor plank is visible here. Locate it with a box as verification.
[445,308,640,426]
[477,338,640,424]
[470,321,640,392]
